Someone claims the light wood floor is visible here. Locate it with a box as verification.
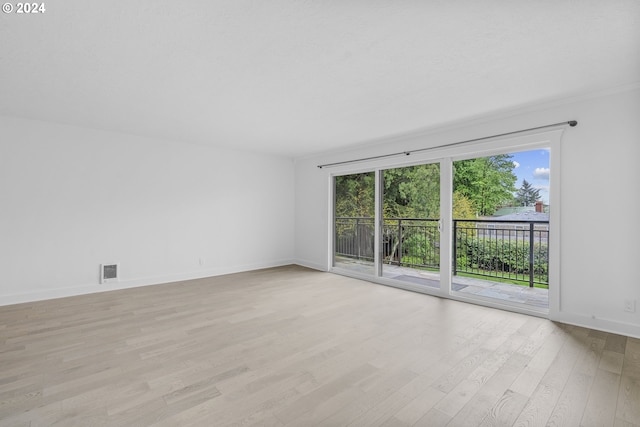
[1,265,639,426]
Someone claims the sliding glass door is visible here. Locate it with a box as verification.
[333,172,375,275]
[450,149,550,310]
[332,162,445,291]
[381,162,441,289]
[330,133,557,315]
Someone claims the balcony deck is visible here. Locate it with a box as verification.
[335,258,549,310]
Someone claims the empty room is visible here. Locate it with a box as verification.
[1,1,639,426]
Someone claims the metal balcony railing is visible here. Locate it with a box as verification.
[335,217,376,263]
[335,217,549,288]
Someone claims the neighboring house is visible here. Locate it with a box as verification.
[477,202,549,240]
[493,200,548,216]
[487,210,549,223]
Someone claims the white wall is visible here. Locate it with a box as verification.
[0,116,294,305]
[294,86,640,338]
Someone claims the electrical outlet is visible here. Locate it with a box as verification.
[624,299,636,313]
[199,257,205,266]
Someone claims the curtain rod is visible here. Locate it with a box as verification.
[317,120,577,169]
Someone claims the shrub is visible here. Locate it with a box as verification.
[402,227,439,267]
[455,236,548,282]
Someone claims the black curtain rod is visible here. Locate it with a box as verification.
[317,120,577,169]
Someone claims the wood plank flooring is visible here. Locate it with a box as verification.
[0,265,638,426]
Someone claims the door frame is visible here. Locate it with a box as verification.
[328,128,563,318]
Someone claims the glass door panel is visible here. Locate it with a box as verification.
[381,163,441,288]
[333,172,375,275]
[452,149,549,310]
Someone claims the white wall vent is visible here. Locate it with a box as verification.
[100,263,119,284]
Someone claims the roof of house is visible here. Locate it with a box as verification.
[493,206,536,216]
[489,211,549,222]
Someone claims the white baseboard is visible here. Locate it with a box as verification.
[0,259,294,307]
[293,259,328,272]
[5,260,638,340]
[550,311,640,340]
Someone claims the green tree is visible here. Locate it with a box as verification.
[335,155,517,219]
[335,172,375,218]
[453,155,517,216]
[383,163,440,219]
[453,191,476,219]
[515,179,540,206]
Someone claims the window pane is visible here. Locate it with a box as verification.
[333,172,375,275]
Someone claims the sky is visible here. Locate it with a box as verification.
[509,148,550,204]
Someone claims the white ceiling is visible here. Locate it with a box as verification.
[1,1,639,157]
